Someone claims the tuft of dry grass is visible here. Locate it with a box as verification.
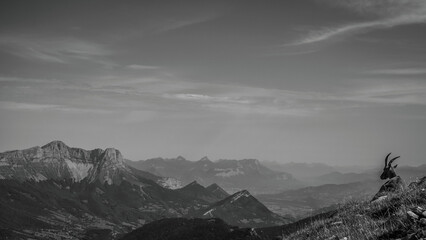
[281,186,426,240]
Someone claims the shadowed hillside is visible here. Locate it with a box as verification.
[258,176,426,240]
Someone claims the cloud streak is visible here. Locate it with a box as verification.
[291,0,426,45]
[0,101,112,114]
[367,68,426,76]
[126,65,160,70]
[0,35,113,65]
[2,73,426,119]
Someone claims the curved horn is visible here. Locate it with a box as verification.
[385,153,392,166]
[388,156,400,166]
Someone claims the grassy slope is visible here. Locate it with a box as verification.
[263,179,426,240]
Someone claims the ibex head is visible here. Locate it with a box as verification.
[380,153,400,180]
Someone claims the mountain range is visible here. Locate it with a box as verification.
[126,157,303,194]
[0,140,178,189]
[263,161,426,186]
[0,141,290,239]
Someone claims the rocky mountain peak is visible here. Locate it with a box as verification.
[187,180,201,187]
[176,156,187,161]
[199,156,211,162]
[207,183,220,189]
[199,188,289,227]
[206,183,229,199]
[103,148,123,163]
[41,140,71,158]
[190,180,198,184]
[241,159,260,166]
[42,140,68,149]
[179,181,207,193]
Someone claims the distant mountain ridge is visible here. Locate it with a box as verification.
[126,157,303,194]
[176,181,229,204]
[262,161,426,186]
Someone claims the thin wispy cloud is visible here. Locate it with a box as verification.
[0,35,112,64]
[0,101,112,114]
[367,68,426,76]
[0,101,60,111]
[169,93,252,104]
[126,64,160,70]
[291,0,426,45]
[154,13,220,34]
[2,73,426,119]
[349,82,426,105]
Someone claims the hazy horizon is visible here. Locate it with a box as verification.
[1,0,426,166]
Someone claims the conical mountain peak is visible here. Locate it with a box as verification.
[207,183,220,189]
[206,183,229,199]
[199,156,211,162]
[184,180,203,188]
[230,190,251,201]
[42,140,69,150]
[41,140,71,158]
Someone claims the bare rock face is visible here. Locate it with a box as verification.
[0,141,131,185]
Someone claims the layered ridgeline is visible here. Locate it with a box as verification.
[0,140,180,188]
[121,177,426,240]
[0,141,289,239]
[126,156,303,194]
[176,181,230,204]
[176,181,290,227]
[197,190,291,228]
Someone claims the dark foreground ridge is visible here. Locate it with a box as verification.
[120,218,262,240]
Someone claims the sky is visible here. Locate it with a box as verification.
[1,0,426,166]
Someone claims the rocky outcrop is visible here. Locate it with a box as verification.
[403,206,426,239]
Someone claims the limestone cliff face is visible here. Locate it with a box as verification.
[0,141,136,185]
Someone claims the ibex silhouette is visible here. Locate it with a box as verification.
[372,153,405,201]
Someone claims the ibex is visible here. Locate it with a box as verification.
[372,153,405,201]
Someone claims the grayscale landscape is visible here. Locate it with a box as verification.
[1,1,426,239]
